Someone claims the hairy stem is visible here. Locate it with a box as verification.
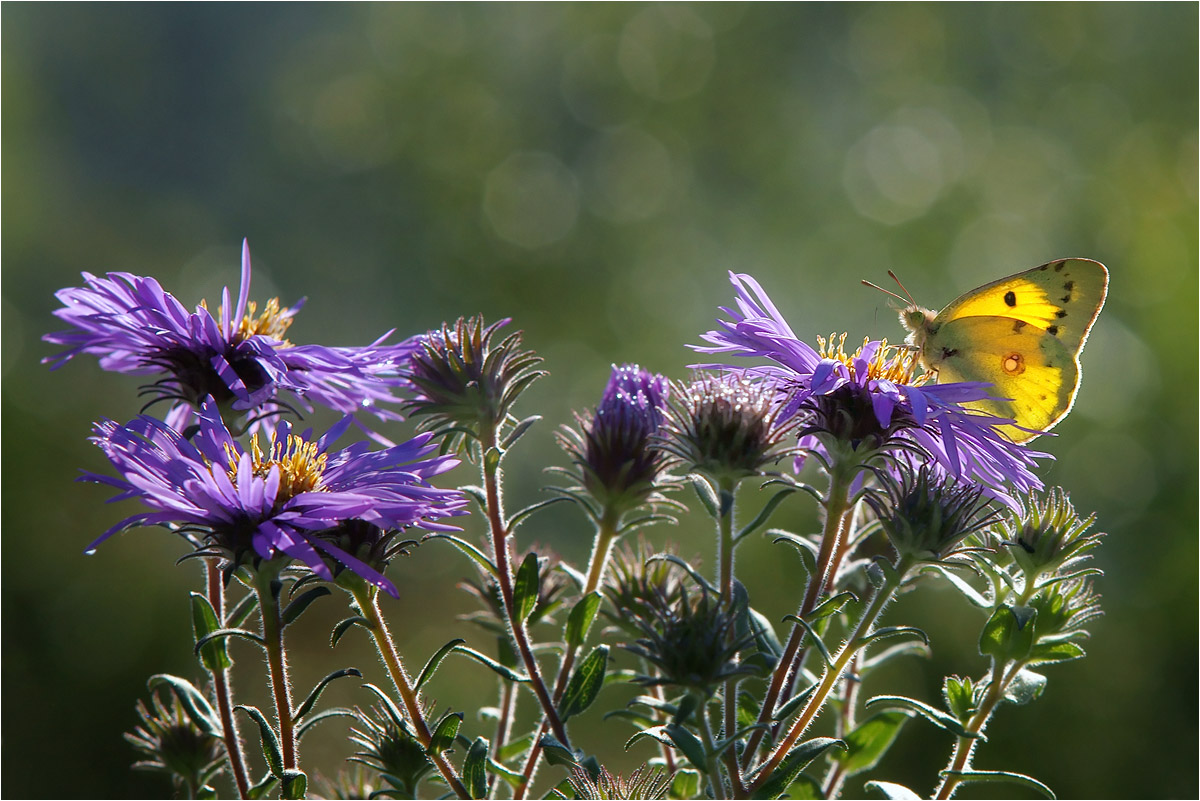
[206,561,250,799]
[933,660,1020,800]
[253,569,296,772]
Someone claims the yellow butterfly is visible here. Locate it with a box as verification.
[880,259,1108,443]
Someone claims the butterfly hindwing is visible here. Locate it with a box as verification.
[927,315,1080,442]
[936,258,1108,353]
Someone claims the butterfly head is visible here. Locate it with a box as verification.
[899,304,938,348]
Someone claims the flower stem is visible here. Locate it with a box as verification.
[206,561,250,799]
[820,650,863,799]
[933,660,1020,800]
[715,479,747,798]
[749,555,912,795]
[350,583,471,800]
[698,706,729,801]
[253,568,296,773]
[741,464,855,769]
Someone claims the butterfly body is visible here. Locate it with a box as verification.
[900,258,1109,443]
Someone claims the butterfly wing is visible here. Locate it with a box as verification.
[934,258,1108,354]
[926,316,1080,442]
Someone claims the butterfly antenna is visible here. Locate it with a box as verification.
[861,279,908,305]
[886,270,919,307]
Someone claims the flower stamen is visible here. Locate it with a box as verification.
[225,433,328,498]
[817,332,929,386]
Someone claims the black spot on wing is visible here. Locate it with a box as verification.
[1047,325,1059,336]
[1064,280,1075,291]
[1055,310,1067,318]
[1053,261,1066,272]
[1004,290,1017,307]
[1039,264,1049,271]
[1012,320,1027,332]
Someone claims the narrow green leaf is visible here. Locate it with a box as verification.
[864,695,982,740]
[293,667,362,722]
[940,769,1056,799]
[751,737,846,799]
[565,592,602,649]
[782,616,832,667]
[647,553,718,594]
[513,552,541,623]
[859,626,929,649]
[463,736,490,799]
[539,733,577,767]
[296,707,356,740]
[920,564,991,608]
[773,683,818,722]
[416,638,467,690]
[236,705,284,778]
[804,591,857,624]
[423,533,499,579]
[863,780,922,799]
[225,592,260,629]
[194,627,265,656]
[429,712,463,755]
[190,593,232,671]
[691,476,720,517]
[835,711,911,775]
[331,616,370,648]
[452,644,530,682]
[785,775,823,799]
[509,497,571,532]
[487,757,525,788]
[246,773,278,799]
[147,674,221,735]
[559,645,609,721]
[663,723,707,771]
[281,586,331,626]
[497,732,535,763]
[1028,640,1086,666]
[771,531,818,576]
[280,770,307,800]
[501,415,542,450]
[735,488,796,543]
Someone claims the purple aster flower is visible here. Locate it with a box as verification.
[556,364,671,519]
[83,400,467,597]
[694,272,1048,502]
[44,240,418,436]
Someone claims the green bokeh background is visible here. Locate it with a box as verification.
[3,4,1196,798]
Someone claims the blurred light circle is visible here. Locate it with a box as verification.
[308,73,399,172]
[618,6,714,102]
[583,126,673,222]
[483,151,580,249]
[843,123,945,225]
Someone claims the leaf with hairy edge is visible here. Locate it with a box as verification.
[416,638,466,690]
[423,533,499,579]
[280,770,306,800]
[940,769,1056,799]
[296,707,356,740]
[735,488,797,543]
[565,592,602,649]
[865,695,982,740]
[663,724,707,772]
[559,646,608,721]
[835,711,912,775]
[513,552,540,623]
[751,737,846,799]
[194,627,265,656]
[330,616,370,647]
[451,644,530,683]
[429,712,463,755]
[646,553,718,595]
[236,705,283,778]
[462,736,490,799]
[863,780,922,799]
[538,733,577,767]
[281,587,331,626]
[148,674,221,736]
[293,668,361,721]
[190,593,231,672]
[225,592,260,629]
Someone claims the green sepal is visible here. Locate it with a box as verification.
[565,592,603,649]
[452,644,530,683]
[980,604,1037,662]
[330,616,370,647]
[462,736,490,799]
[750,737,846,799]
[280,770,307,800]
[416,638,467,690]
[691,476,720,518]
[1003,668,1047,706]
[423,533,499,579]
[194,627,265,656]
[864,695,982,740]
[282,586,331,626]
[246,773,278,799]
[296,707,356,740]
[538,733,577,767]
[863,780,922,799]
[513,552,541,623]
[236,705,284,778]
[939,769,1055,799]
[834,711,911,775]
[559,645,609,721]
[1027,640,1086,666]
[293,667,361,721]
[146,674,221,736]
[190,592,232,671]
[428,711,463,755]
[735,488,797,543]
[669,769,701,799]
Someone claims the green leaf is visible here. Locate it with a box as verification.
[280,770,307,800]
[979,605,1037,662]
[451,644,530,683]
[784,775,823,799]
[486,757,525,788]
[663,724,707,771]
[510,496,571,531]
[1003,668,1047,706]
[190,592,232,671]
[863,780,922,799]
[429,712,463,755]
[858,626,929,649]
[920,564,991,608]
[497,732,535,763]
[538,733,577,767]
[296,707,356,740]
[463,736,490,799]
[943,676,976,722]
[835,711,911,775]
[423,533,499,579]
[293,667,362,722]
[864,695,982,740]
[513,552,541,623]
[669,769,701,800]
[330,616,370,647]
[501,415,542,450]
[691,476,720,517]
[781,616,832,668]
[281,586,331,626]
[225,592,260,629]
[751,737,846,799]
[735,488,797,543]
[940,769,1056,799]
[773,682,818,722]
[246,773,278,799]
[565,592,603,649]
[771,531,818,576]
[559,645,609,721]
[194,627,265,656]
[416,638,467,690]
[147,674,221,736]
[1027,640,1086,666]
[236,705,284,778]
[647,553,718,595]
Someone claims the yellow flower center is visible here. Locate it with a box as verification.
[225,432,327,499]
[201,297,295,345]
[816,333,930,386]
